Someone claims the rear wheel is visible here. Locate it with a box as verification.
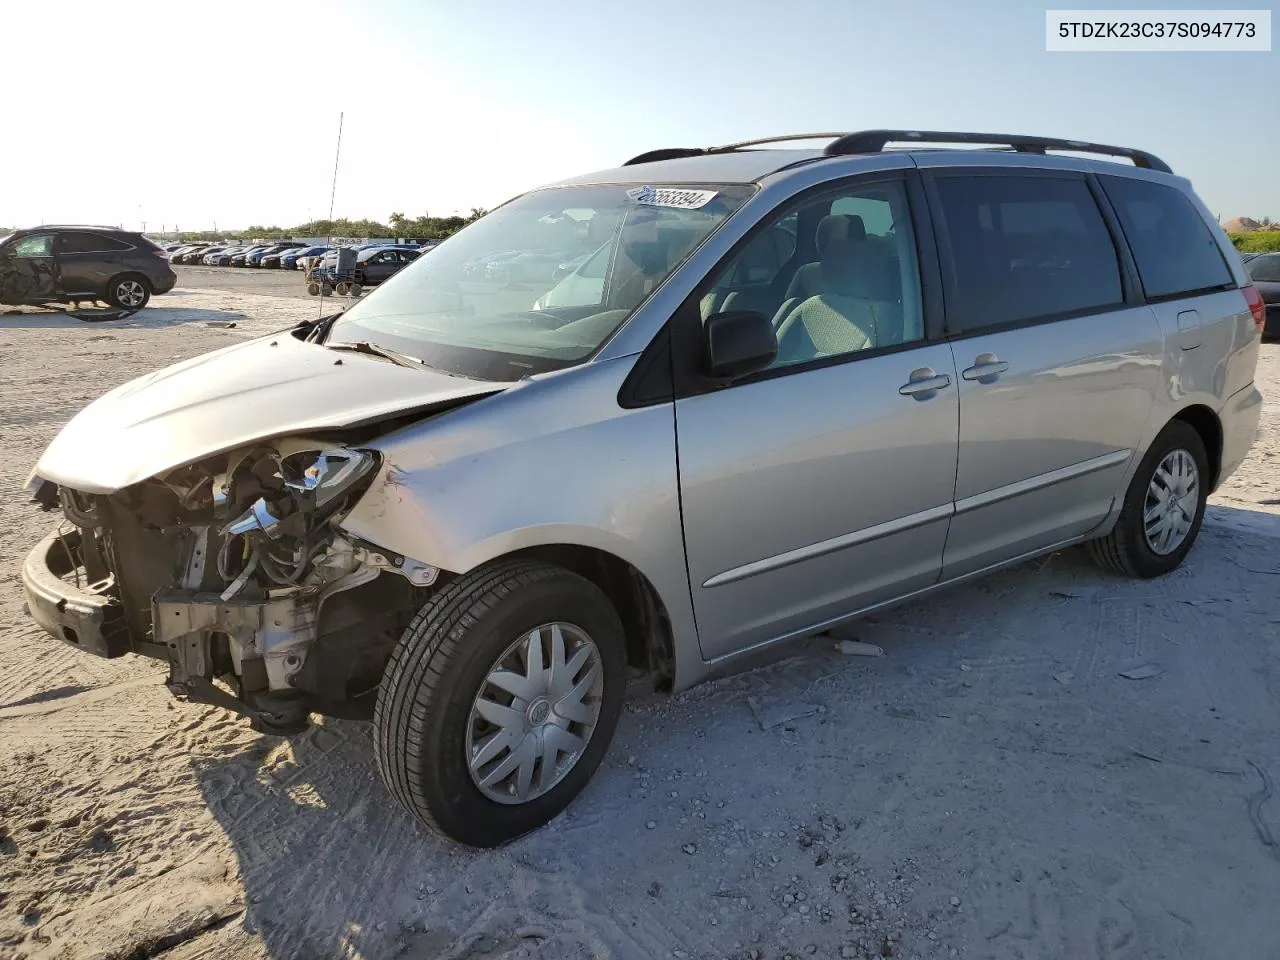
[106,275,151,310]
[375,560,626,848]
[1087,420,1209,578]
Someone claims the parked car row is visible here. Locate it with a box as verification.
[161,238,442,271]
[163,241,311,268]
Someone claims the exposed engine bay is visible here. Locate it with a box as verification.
[33,439,439,733]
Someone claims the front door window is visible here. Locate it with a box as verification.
[13,235,53,258]
[700,179,924,366]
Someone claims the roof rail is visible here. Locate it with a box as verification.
[624,148,707,166]
[623,133,850,166]
[35,223,126,231]
[624,130,1172,174]
[822,130,1172,173]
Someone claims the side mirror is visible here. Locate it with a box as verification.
[702,310,777,381]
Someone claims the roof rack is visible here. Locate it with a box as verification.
[823,130,1171,173]
[35,224,125,231]
[623,133,850,166]
[623,129,1172,174]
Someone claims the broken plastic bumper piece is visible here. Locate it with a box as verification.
[21,527,129,658]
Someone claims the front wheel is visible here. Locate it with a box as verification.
[374,560,626,848]
[1087,420,1209,578]
[106,275,151,310]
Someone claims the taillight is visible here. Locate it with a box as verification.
[1243,284,1266,333]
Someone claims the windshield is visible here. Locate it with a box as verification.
[327,182,753,381]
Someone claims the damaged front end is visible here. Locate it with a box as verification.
[22,441,438,734]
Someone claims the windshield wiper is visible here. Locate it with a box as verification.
[326,340,425,369]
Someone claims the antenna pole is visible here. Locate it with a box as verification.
[320,111,344,319]
[328,111,344,229]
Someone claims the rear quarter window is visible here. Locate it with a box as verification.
[1099,176,1234,300]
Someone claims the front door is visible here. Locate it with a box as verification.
[675,174,961,660]
[0,234,58,304]
[924,170,1162,579]
[362,250,399,284]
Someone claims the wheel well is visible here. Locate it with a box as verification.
[508,545,676,691]
[1171,404,1222,489]
[107,271,151,293]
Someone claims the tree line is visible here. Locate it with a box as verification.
[1230,230,1280,254]
[165,209,489,243]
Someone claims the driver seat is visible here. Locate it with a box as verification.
[773,236,890,363]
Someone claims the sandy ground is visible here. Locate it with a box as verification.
[167,265,323,300]
[1,276,1278,960]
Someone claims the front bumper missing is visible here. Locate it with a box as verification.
[20,528,314,731]
[22,519,438,735]
[21,527,129,658]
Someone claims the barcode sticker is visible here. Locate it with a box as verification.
[626,186,719,209]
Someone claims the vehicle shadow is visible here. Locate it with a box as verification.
[179,501,1280,958]
[0,306,245,329]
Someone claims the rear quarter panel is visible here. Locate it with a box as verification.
[1107,182,1260,494]
[1182,186,1260,402]
[1146,289,1257,418]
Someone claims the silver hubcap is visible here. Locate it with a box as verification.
[1144,449,1199,555]
[116,280,145,307]
[466,622,603,805]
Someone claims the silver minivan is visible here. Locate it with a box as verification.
[22,130,1266,847]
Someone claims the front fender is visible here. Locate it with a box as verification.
[336,356,701,680]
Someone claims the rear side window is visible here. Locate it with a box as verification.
[1100,176,1233,299]
[59,232,132,254]
[934,175,1123,333]
[1248,253,1280,283]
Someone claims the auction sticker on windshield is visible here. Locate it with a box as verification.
[626,186,719,209]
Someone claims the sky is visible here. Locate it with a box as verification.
[3,0,1275,232]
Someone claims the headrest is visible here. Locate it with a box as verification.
[819,237,863,296]
[819,236,897,299]
[815,214,867,254]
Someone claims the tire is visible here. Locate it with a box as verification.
[349,283,363,298]
[375,559,626,848]
[334,281,352,297]
[319,283,333,297]
[1087,420,1209,579]
[105,275,151,310]
[305,281,320,296]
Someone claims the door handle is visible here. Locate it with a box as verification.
[961,353,1010,382]
[898,367,952,397]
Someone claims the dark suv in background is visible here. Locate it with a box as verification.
[0,226,176,311]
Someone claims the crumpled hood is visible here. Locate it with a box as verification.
[34,331,504,493]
